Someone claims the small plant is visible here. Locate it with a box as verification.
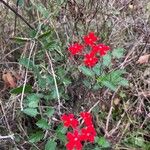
[61,112,96,150]
[13,29,128,149]
[68,32,128,91]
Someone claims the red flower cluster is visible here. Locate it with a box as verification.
[68,32,110,67]
[61,112,96,150]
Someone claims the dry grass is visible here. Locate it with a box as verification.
[0,0,150,149]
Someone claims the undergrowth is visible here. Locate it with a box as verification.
[0,0,150,150]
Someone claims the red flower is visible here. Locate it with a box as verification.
[68,43,84,55]
[61,114,79,128]
[66,131,83,150]
[83,32,98,46]
[92,44,110,56]
[84,53,98,67]
[80,112,93,126]
[80,126,96,143]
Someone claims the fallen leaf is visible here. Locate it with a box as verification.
[2,72,17,88]
[113,98,120,105]
[129,4,134,10]
[137,54,150,64]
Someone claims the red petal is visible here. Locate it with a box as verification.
[67,132,74,140]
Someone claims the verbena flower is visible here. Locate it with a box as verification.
[83,32,98,46]
[61,112,97,150]
[84,53,98,67]
[80,112,93,126]
[80,126,96,142]
[68,43,84,55]
[92,44,110,56]
[66,130,83,150]
[61,114,79,128]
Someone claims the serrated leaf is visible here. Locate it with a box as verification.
[83,80,92,89]
[92,62,102,75]
[10,85,32,94]
[49,88,58,100]
[97,137,110,148]
[45,139,57,150]
[19,57,34,69]
[97,69,128,91]
[45,107,55,117]
[119,78,129,87]
[102,53,112,67]
[23,108,38,117]
[101,80,117,91]
[79,66,95,77]
[27,93,40,108]
[62,78,72,86]
[56,0,65,5]
[57,132,67,142]
[31,0,49,18]
[56,125,67,142]
[56,124,67,134]
[37,30,52,39]
[112,48,124,59]
[135,137,145,147]
[38,77,47,89]
[18,0,24,6]
[36,118,50,130]
[29,131,44,143]
[94,147,102,150]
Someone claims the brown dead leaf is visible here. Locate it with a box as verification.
[2,72,17,88]
[137,54,150,64]
[113,98,120,105]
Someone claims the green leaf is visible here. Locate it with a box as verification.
[36,118,50,130]
[135,137,145,147]
[31,0,49,18]
[102,53,112,67]
[26,93,40,108]
[83,80,92,89]
[29,131,44,143]
[45,107,55,117]
[56,124,67,134]
[37,30,52,39]
[38,77,47,89]
[56,0,65,5]
[101,80,117,91]
[10,85,32,94]
[19,57,34,69]
[79,66,95,77]
[62,78,72,86]
[56,125,67,142]
[119,78,129,87]
[97,69,128,91]
[23,108,38,117]
[92,62,102,75]
[50,88,58,100]
[94,147,102,150]
[18,0,24,6]
[57,132,67,142]
[45,139,57,150]
[112,48,124,59]
[97,137,110,148]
